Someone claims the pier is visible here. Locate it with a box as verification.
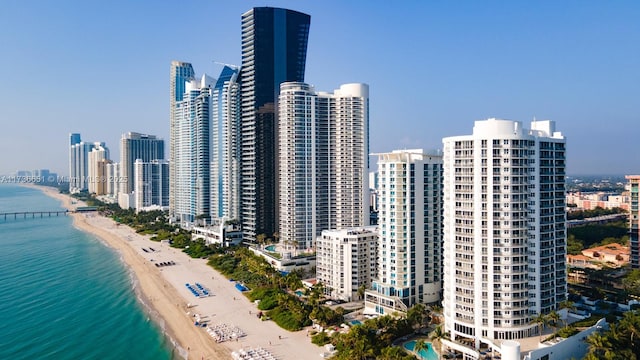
[1,210,68,221]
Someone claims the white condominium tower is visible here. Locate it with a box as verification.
[278,82,369,250]
[173,74,214,223]
[211,65,241,221]
[442,118,567,348]
[364,149,443,315]
[169,61,195,220]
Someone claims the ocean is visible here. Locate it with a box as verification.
[0,185,174,359]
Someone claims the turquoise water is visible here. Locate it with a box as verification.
[403,339,438,360]
[349,320,362,326]
[265,245,276,252]
[0,185,174,359]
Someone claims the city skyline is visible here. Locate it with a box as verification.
[1,1,639,175]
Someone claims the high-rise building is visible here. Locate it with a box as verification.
[211,65,241,221]
[316,227,378,301]
[120,132,164,194]
[134,159,169,212]
[169,61,195,219]
[173,74,215,223]
[106,162,121,197]
[278,82,369,249]
[442,118,567,348]
[364,149,443,315]
[87,145,110,195]
[239,7,311,242]
[69,133,107,193]
[626,175,640,269]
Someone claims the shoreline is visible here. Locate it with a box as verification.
[30,185,322,360]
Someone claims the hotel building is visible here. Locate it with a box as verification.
[316,227,377,301]
[364,149,443,315]
[442,118,567,349]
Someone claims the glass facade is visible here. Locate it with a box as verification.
[240,7,311,241]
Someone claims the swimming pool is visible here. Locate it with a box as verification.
[295,290,304,297]
[403,340,438,360]
[265,245,276,252]
[349,320,362,326]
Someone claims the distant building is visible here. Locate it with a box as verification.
[566,191,629,211]
[105,162,121,197]
[365,149,443,315]
[316,227,377,301]
[134,159,169,212]
[69,133,107,193]
[626,175,640,269]
[87,144,110,195]
[120,132,164,194]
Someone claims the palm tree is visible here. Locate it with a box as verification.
[430,325,449,359]
[547,310,561,336]
[357,284,366,300]
[586,333,614,359]
[558,300,576,328]
[407,304,427,332]
[256,233,267,248]
[531,313,548,342]
[413,340,429,359]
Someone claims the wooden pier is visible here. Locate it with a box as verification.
[1,210,68,220]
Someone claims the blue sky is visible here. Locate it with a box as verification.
[0,0,638,176]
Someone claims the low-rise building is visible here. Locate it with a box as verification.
[316,227,377,301]
[191,218,243,247]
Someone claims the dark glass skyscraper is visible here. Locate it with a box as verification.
[239,7,311,241]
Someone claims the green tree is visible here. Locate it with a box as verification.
[547,310,561,335]
[407,303,427,332]
[256,233,267,247]
[430,325,449,359]
[413,340,429,359]
[586,332,614,359]
[357,284,366,300]
[558,300,576,328]
[623,269,640,297]
[531,313,548,342]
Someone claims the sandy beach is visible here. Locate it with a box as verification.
[34,185,322,360]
